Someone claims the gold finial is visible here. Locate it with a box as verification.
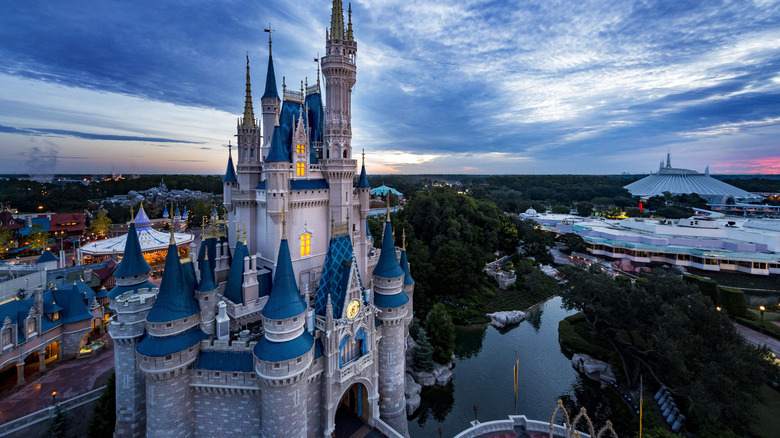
[300,80,304,99]
[242,224,247,244]
[361,149,365,167]
[129,200,134,221]
[402,228,406,249]
[228,140,232,156]
[330,212,335,234]
[201,225,205,240]
[385,191,391,221]
[282,76,286,93]
[236,221,241,241]
[347,3,353,41]
[281,205,287,239]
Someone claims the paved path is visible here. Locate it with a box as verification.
[0,342,114,424]
[734,322,780,357]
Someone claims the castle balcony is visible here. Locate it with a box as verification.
[338,353,371,384]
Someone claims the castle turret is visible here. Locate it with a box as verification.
[356,151,371,282]
[264,118,291,247]
[222,142,238,213]
[236,55,262,189]
[321,0,358,224]
[108,210,157,437]
[253,230,313,437]
[372,213,410,437]
[196,246,218,335]
[261,30,280,160]
[136,233,207,438]
[399,231,415,331]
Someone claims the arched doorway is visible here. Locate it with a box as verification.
[334,382,370,438]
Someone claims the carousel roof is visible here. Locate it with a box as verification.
[82,205,193,256]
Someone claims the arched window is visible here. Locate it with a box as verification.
[343,149,348,158]
[339,328,368,368]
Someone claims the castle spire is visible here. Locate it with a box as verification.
[262,26,279,100]
[357,149,370,188]
[347,3,353,41]
[330,0,345,40]
[222,141,238,183]
[242,54,256,128]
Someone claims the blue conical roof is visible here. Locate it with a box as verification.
[113,223,152,278]
[372,221,404,279]
[134,204,153,230]
[222,153,238,183]
[146,243,201,323]
[36,249,58,264]
[223,240,248,304]
[197,250,217,292]
[265,124,289,162]
[365,217,373,239]
[262,53,279,99]
[174,206,181,215]
[162,206,169,218]
[357,163,370,189]
[262,239,307,320]
[400,249,414,285]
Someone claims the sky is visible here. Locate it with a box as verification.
[1,0,780,176]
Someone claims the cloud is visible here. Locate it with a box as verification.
[1,0,780,174]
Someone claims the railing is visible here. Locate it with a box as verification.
[0,386,106,436]
[372,417,404,438]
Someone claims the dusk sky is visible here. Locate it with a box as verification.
[1,0,779,175]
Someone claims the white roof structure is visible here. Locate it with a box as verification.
[82,205,193,256]
[624,154,763,203]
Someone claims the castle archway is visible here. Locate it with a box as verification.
[333,381,371,438]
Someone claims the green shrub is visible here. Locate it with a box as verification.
[558,313,613,360]
[718,286,748,317]
[684,274,718,304]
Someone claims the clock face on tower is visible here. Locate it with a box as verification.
[346,300,360,319]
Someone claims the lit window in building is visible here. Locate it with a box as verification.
[297,144,305,154]
[297,162,306,176]
[300,233,311,256]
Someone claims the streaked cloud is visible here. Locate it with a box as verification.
[0,0,779,174]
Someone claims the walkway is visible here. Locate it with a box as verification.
[0,341,114,424]
[734,322,780,357]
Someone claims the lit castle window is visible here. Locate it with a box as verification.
[300,233,311,256]
[296,143,305,154]
[297,162,306,176]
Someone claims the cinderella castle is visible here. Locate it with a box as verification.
[108,1,414,437]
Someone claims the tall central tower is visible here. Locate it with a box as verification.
[321,0,358,224]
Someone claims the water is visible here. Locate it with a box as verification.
[408,297,619,437]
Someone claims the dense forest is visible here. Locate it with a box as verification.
[0,175,222,214]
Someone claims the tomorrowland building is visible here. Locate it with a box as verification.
[623,154,763,204]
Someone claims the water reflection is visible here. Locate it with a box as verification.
[408,297,614,438]
[409,382,455,426]
[526,307,544,332]
[454,326,486,359]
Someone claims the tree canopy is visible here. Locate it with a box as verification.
[558,266,778,434]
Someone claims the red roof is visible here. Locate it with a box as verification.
[0,211,22,230]
[49,213,86,232]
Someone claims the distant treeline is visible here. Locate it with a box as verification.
[0,175,222,213]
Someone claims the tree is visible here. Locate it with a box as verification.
[42,404,70,438]
[413,328,435,372]
[0,226,12,255]
[424,303,455,364]
[558,233,587,254]
[88,373,116,438]
[88,210,112,238]
[558,266,776,434]
[28,224,50,253]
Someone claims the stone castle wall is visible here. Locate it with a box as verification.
[114,338,146,438]
[193,389,261,438]
[377,320,409,437]
[146,371,194,438]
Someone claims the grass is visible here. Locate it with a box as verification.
[750,386,780,438]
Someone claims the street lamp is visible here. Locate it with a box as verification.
[716,307,721,312]
[759,306,766,334]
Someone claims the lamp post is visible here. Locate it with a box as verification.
[759,306,765,334]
